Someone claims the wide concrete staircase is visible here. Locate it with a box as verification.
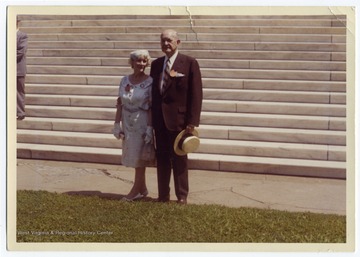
[16,15,347,179]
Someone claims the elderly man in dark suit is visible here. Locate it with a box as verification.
[17,18,28,120]
[150,29,203,204]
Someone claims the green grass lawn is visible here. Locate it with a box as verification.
[16,190,346,243]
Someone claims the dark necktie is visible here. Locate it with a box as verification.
[161,59,171,94]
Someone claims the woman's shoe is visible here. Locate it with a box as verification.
[121,191,147,202]
[141,190,149,197]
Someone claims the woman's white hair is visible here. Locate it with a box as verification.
[128,49,151,67]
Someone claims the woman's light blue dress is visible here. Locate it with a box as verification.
[118,75,153,168]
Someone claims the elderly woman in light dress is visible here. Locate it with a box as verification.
[113,49,155,201]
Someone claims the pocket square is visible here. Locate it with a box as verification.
[170,70,185,78]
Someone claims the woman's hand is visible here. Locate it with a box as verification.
[144,126,154,144]
[113,122,124,140]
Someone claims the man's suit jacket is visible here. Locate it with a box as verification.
[151,53,203,132]
[17,30,28,77]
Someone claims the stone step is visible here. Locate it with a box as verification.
[27,57,346,71]
[16,129,345,161]
[203,100,345,116]
[26,65,346,81]
[25,85,345,104]
[18,14,346,20]
[226,126,345,145]
[185,34,346,43]
[17,117,346,145]
[27,49,346,61]
[200,112,345,130]
[26,94,345,117]
[240,80,345,92]
[16,143,346,179]
[22,106,345,130]
[204,89,345,104]
[27,33,346,43]
[21,18,345,28]
[21,26,346,35]
[25,78,346,92]
[27,41,346,52]
[27,85,346,104]
[17,129,122,149]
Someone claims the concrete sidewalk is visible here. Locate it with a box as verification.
[16,158,346,215]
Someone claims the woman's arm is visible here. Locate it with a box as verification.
[113,97,123,139]
[114,97,122,123]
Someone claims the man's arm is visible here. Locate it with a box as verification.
[186,58,203,131]
[17,32,28,63]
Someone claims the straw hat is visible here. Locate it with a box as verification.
[173,129,200,156]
